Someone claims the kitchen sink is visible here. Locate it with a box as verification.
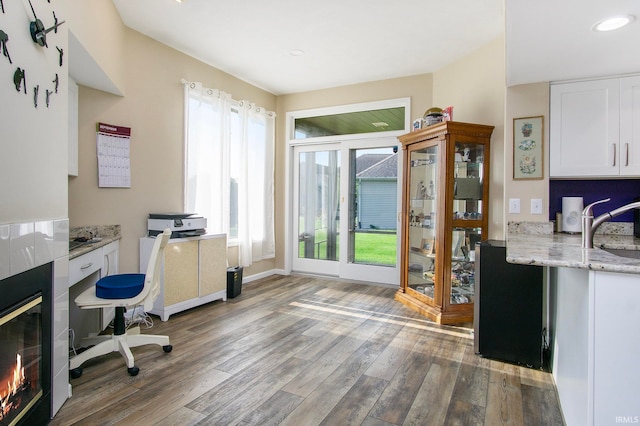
[601,248,640,259]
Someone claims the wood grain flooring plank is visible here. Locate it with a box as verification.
[49,378,139,426]
[366,345,432,424]
[152,407,207,426]
[519,365,556,390]
[361,416,397,426]
[198,356,311,425]
[365,325,424,381]
[185,319,317,415]
[449,343,491,408]
[443,399,486,426]
[282,333,374,397]
[66,361,229,425]
[164,310,313,373]
[213,316,317,375]
[50,275,562,426]
[110,365,231,425]
[237,390,305,426]
[403,361,459,426]
[319,374,389,426]
[484,359,525,425]
[280,339,387,425]
[521,383,565,426]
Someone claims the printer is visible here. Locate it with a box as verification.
[148,213,207,238]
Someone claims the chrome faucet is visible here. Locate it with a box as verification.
[582,198,640,248]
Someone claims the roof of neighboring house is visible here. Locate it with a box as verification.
[355,154,392,175]
[357,153,397,178]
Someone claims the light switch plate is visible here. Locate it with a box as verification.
[509,198,521,214]
[531,199,543,214]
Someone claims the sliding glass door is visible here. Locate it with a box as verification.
[293,147,341,276]
[292,141,400,284]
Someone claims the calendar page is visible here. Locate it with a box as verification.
[96,122,131,188]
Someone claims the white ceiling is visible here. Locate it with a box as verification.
[507,0,640,86]
[110,0,640,96]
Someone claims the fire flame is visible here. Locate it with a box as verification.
[1,353,27,419]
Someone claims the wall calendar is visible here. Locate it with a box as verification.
[96,122,131,188]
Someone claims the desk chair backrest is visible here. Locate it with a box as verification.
[142,229,171,312]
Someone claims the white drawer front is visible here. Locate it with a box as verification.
[68,249,102,286]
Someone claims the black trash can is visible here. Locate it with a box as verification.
[227,266,243,298]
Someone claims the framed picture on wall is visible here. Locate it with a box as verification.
[513,116,544,180]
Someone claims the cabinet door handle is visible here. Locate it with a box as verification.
[612,143,616,167]
[625,143,629,167]
[80,262,93,270]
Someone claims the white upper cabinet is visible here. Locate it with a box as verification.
[620,76,640,176]
[550,76,640,178]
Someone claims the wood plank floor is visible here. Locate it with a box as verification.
[51,275,564,426]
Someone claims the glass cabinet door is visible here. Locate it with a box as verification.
[407,144,438,302]
[450,141,485,305]
[450,227,481,304]
[452,142,484,221]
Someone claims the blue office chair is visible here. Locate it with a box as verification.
[69,229,172,377]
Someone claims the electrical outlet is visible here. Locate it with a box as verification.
[531,198,543,214]
[509,198,521,214]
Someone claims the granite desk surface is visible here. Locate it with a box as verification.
[506,222,640,275]
[69,225,121,260]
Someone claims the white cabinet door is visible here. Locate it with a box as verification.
[550,79,620,177]
[619,75,640,176]
[140,235,227,321]
[592,271,640,425]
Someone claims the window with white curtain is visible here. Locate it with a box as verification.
[183,82,275,267]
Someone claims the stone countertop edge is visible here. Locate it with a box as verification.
[506,221,640,274]
[69,225,121,260]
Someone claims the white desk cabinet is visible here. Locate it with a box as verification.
[550,76,640,177]
[140,234,227,321]
[68,240,120,333]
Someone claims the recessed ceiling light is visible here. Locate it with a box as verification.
[289,49,305,57]
[593,15,635,32]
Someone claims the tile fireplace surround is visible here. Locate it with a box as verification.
[0,219,70,420]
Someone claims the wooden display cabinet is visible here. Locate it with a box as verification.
[395,121,494,324]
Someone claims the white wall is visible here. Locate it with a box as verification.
[433,36,506,239]
[0,1,68,223]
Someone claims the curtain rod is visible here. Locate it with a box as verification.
[181,78,275,118]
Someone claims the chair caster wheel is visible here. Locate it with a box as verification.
[70,368,83,379]
[128,366,139,376]
[163,345,173,353]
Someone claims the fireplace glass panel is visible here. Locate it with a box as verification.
[0,295,43,426]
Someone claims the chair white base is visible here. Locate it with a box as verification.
[69,326,170,371]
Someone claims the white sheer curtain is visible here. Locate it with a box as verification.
[183,81,275,267]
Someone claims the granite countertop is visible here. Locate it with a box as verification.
[506,222,640,274]
[69,225,121,260]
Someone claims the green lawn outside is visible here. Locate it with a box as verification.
[298,230,397,266]
[354,231,397,265]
